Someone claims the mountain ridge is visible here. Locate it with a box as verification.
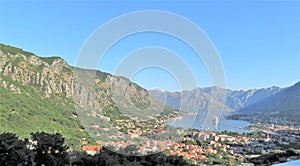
[150,85,282,112]
[237,81,300,122]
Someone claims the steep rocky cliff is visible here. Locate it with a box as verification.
[0,43,159,113]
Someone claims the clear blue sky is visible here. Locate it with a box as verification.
[0,0,299,91]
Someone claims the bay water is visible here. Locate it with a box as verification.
[166,111,252,133]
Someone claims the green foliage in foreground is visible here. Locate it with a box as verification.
[247,149,300,165]
[0,85,92,148]
[0,132,69,165]
[0,132,192,166]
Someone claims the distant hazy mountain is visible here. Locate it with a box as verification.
[150,85,282,112]
[238,81,300,122]
[150,87,233,113]
[225,86,282,110]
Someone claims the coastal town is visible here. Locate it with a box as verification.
[81,114,300,165]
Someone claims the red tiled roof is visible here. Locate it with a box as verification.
[82,146,102,151]
[153,129,166,133]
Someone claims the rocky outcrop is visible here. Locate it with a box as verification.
[0,44,156,119]
[0,50,74,98]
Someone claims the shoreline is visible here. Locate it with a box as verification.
[165,113,253,133]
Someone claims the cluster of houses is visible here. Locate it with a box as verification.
[83,135,173,155]
[192,131,247,142]
[166,131,253,164]
[114,113,176,138]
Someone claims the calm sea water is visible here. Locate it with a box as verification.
[166,112,252,133]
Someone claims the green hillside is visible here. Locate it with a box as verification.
[0,74,91,147]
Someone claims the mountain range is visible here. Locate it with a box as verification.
[150,81,299,123]
[150,86,282,112]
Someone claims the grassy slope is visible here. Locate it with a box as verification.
[0,83,93,148]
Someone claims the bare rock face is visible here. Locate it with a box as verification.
[0,44,154,117]
[109,76,150,108]
[0,51,73,98]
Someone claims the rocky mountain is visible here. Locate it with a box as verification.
[0,43,174,146]
[224,86,282,110]
[150,87,231,113]
[238,81,300,122]
[150,85,282,112]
